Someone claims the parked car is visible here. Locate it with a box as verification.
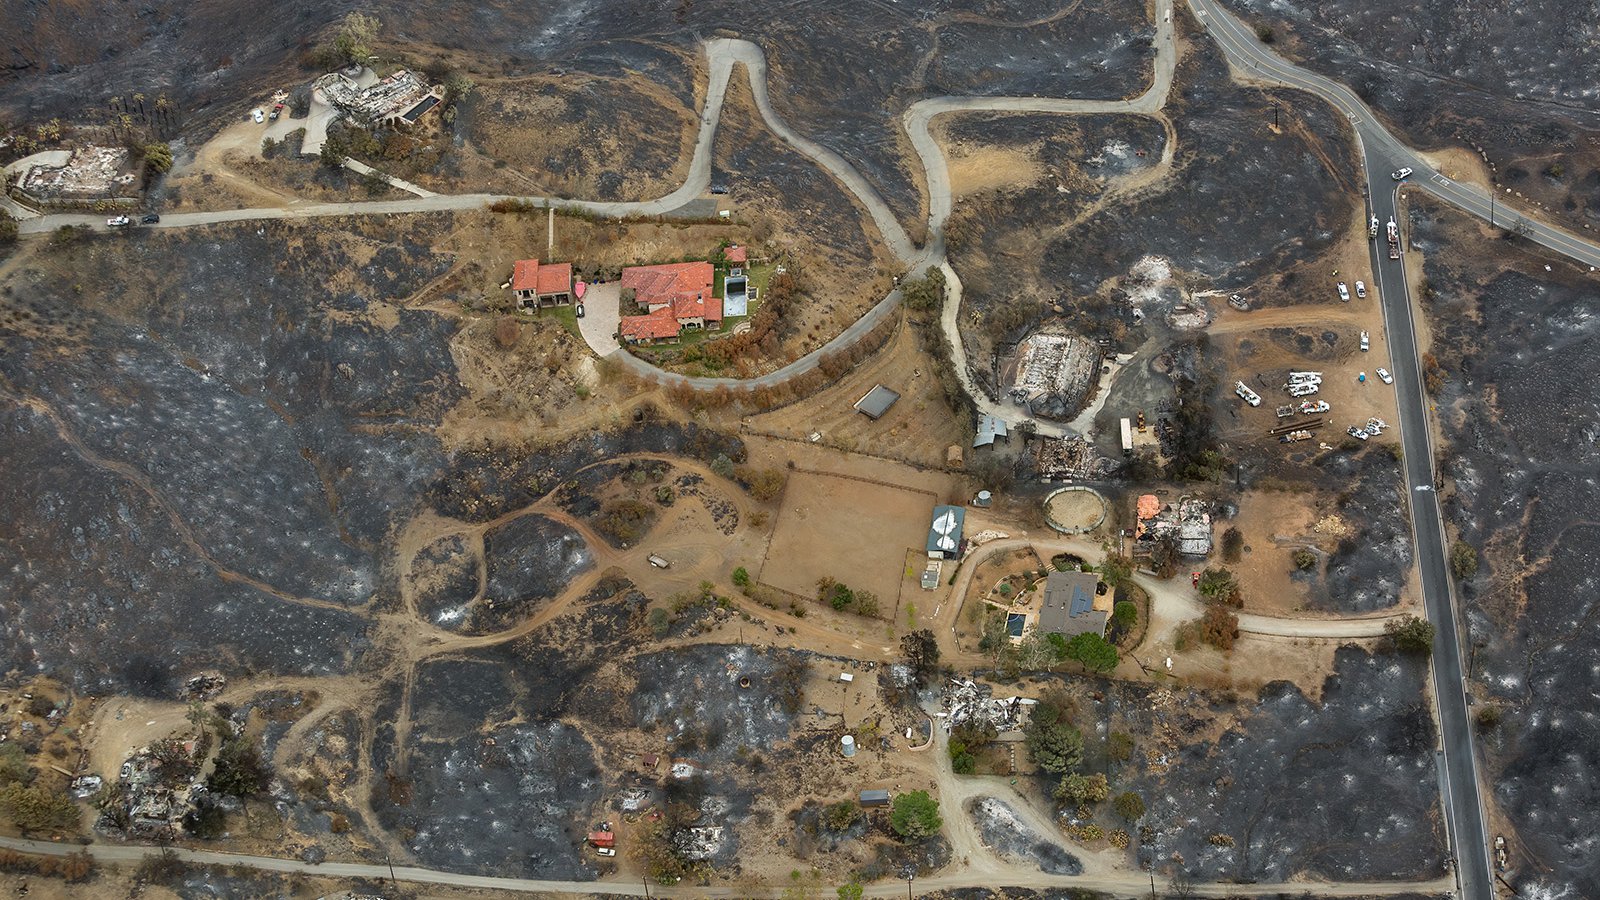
[140,213,160,224]
[1355,280,1367,299]
[106,215,131,227]
[1336,281,1350,302]
[1391,167,1413,180]
[1376,368,1393,384]
[1347,425,1370,441]
[596,847,616,857]
[575,303,585,319]
[1360,331,1370,352]
[251,108,265,124]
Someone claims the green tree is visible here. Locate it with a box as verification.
[1055,772,1109,806]
[731,566,751,589]
[1450,540,1479,580]
[1196,567,1240,604]
[207,738,269,797]
[0,743,30,786]
[1385,615,1436,654]
[333,12,381,65]
[1063,631,1119,673]
[1112,790,1146,822]
[142,142,173,174]
[889,790,943,840]
[1100,553,1134,588]
[444,73,476,102]
[0,783,79,832]
[1111,601,1137,631]
[1023,698,1083,774]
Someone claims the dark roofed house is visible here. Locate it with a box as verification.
[1037,570,1107,638]
[854,384,901,420]
[859,789,891,807]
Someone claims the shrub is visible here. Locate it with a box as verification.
[1100,553,1134,587]
[1293,548,1317,571]
[1111,601,1137,631]
[1221,527,1244,562]
[731,567,751,589]
[0,783,79,832]
[0,210,18,245]
[1199,606,1238,651]
[1196,568,1242,606]
[1254,23,1276,42]
[595,499,657,545]
[736,466,786,501]
[1054,772,1109,806]
[889,790,942,840]
[1113,791,1146,822]
[647,607,671,637]
[1106,731,1135,764]
[494,315,521,348]
[1385,615,1435,654]
[710,454,736,479]
[1450,540,1479,580]
[822,799,860,833]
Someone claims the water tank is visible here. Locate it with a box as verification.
[976,490,993,507]
[840,735,857,758]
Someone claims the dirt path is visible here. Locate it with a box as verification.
[0,833,1453,898]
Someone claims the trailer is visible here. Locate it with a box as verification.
[1120,417,1134,457]
[1280,430,1313,443]
[647,555,671,569]
[1275,405,1296,418]
[1387,218,1401,259]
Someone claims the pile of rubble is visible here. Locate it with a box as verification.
[315,69,441,127]
[937,679,1035,734]
[1001,330,1103,420]
[1134,494,1213,556]
[1034,437,1111,481]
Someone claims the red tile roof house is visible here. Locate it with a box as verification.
[723,244,748,265]
[617,261,719,345]
[510,259,573,308]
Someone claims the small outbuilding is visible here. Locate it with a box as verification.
[854,384,901,420]
[859,789,892,807]
[974,413,1010,448]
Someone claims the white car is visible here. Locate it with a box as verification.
[1392,167,1413,180]
[106,215,131,227]
[251,108,265,123]
[1360,331,1370,351]
[1336,282,1350,302]
[1355,280,1367,299]
[1348,425,1370,441]
[1376,368,1393,384]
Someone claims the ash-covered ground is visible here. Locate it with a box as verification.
[1221,0,1600,230]
[947,9,1359,376]
[1410,197,1600,899]
[1304,445,1413,614]
[1046,647,1443,883]
[965,798,1082,875]
[3,0,1152,225]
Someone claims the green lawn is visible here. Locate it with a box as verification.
[527,304,581,340]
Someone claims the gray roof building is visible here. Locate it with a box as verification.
[854,384,901,419]
[974,413,1010,448]
[1037,570,1107,638]
[859,789,892,806]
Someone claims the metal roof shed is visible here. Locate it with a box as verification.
[859,789,892,806]
[854,384,901,419]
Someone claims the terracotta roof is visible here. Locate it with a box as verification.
[725,245,747,264]
[511,259,542,292]
[622,262,718,321]
[536,262,571,296]
[620,306,682,341]
[510,259,572,296]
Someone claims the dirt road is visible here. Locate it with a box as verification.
[0,833,1452,898]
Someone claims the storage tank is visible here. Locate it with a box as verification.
[840,735,857,758]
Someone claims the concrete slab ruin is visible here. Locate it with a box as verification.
[12,146,138,205]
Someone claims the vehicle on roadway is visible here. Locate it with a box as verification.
[1337,281,1350,302]
[1369,215,1379,238]
[1355,280,1367,298]
[106,215,130,227]
[1391,167,1413,180]
[251,108,265,123]
[1377,367,1394,384]
[140,213,160,224]
[1360,331,1370,351]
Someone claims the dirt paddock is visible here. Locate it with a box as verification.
[758,468,937,606]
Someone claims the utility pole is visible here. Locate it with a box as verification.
[386,852,399,892]
[1490,187,1497,229]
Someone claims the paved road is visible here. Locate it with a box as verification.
[1181,1,1600,897]
[0,834,1451,898]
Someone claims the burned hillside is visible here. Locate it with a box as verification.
[1221,0,1600,231]
[1409,197,1600,899]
